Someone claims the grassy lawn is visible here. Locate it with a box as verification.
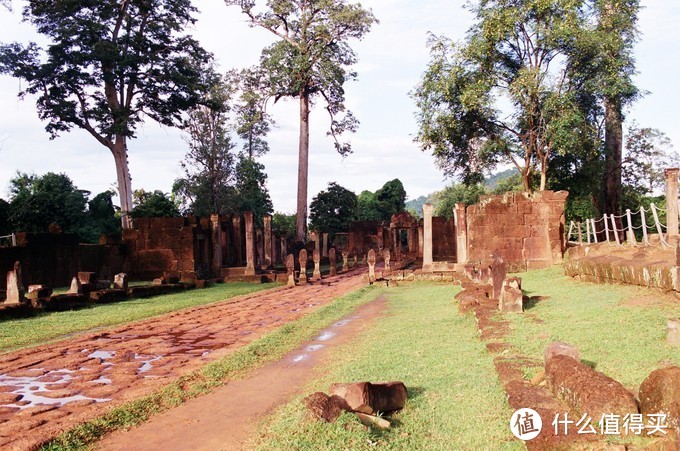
[0,282,278,353]
[508,266,680,388]
[43,286,380,450]
[251,282,521,450]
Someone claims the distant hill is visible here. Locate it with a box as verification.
[405,168,520,214]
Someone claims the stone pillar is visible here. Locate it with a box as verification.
[232,215,243,266]
[314,231,321,253]
[280,237,287,264]
[418,226,424,259]
[263,214,272,269]
[423,203,434,272]
[367,249,376,283]
[210,214,222,276]
[341,249,349,272]
[244,211,255,276]
[5,261,25,305]
[383,249,391,273]
[407,228,416,255]
[665,168,679,238]
[256,229,264,269]
[313,249,321,280]
[322,233,329,258]
[454,203,468,265]
[329,248,337,276]
[298,249,308,285]
[286,254,295,287]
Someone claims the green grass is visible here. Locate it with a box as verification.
[508,266,680,387]
[41,285,380,450]
[251,282,521,450]
[0,282,278,353]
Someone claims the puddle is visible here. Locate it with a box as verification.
[315,330,336,341]
[305,344,325,352]
[137,356,163,373]
[332,319,352,327]
[87,350,116,360]
[91,376,112,385]
[0,369,110,410]
[291,354,309,363]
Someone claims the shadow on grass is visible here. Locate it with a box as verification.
[522,290,551,310]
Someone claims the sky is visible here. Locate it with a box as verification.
[0,1,678,214]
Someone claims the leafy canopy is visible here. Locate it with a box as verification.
[309,182,357,236]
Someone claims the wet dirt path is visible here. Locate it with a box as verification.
[0,269,367,450]
[96,296,387,451]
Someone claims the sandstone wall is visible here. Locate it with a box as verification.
[432,217,456,260]
[0,233,124,290]
[123,217,209,280]
[466,191,567,272]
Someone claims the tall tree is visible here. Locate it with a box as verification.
[594,0,640,216]
[230,67,274,160]
[131,190,180,218]
[0,0,211,228]
[413,0,589,191]
[225,0,377,242]
[622,125,676,196]
[174,70,238,216]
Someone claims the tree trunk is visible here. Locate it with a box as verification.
[111,136,134,229]
[295,90,310,243]
[603,97,623,215]
[521,169,531,192]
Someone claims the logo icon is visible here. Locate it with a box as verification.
[510,408,542,441]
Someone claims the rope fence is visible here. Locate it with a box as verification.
[567,202,677,249]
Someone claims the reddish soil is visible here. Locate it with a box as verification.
[0,269,367,450]
[95,296,387,451]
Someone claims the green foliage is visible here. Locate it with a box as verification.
[235,156,273,227]
[131,190,180,218]
[0,198,11,236]
[174,70,238,216]
[8,172,89,235]
[374,179,407,221]
[622,124,676,196]
[272,212,296,244]
[434,183,486,219]
[230,0,378,155]
[413,0,595,191]
[79,191,121,243]
[254,283,518,449]
[309,182,357,237]
[0,0,212,217]
[231,67,274,160]
[355,190,381,222]
[491,173,524,195]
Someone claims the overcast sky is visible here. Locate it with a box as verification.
[0,1,678,213]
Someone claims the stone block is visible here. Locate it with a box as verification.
[329,381,407,414]
[544,341,580,366]
[89,289,127,303]
[668,320,680,346]
[303,392,351,422]
[491,256,507,299]
[639,366,680,435]
[67,276,83,295]
[45,294,88,311]
[77,272,97,285]
[499,277,523,313]
[113,273,128,290]
[5,262,25,305]
[546,355,637,421]
[164,270,181,284]
[26,284,53,301]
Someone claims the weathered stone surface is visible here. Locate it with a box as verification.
[499,277,523,313]
[5,261,25,305]
[544,341,580,366]
[303,392,351,422]
[383,248,391,272]
[329,248,337,277]
[668,320,680,346]
[545,355,637,420]
[313,249,321,280]
[45,294,88,311]
[341,249,349,272]
[491,256,507,299]
[299,249,308,285]
[89,289,127,303]
[163,270,181,284]
[77,271,97,285]
[639,366,680,435]
[367,249,376,283]
[355,412,391,429]
[67,276,83,295]
[286,254,295,288]
[329,381,407,414]
[26,285,53,301]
